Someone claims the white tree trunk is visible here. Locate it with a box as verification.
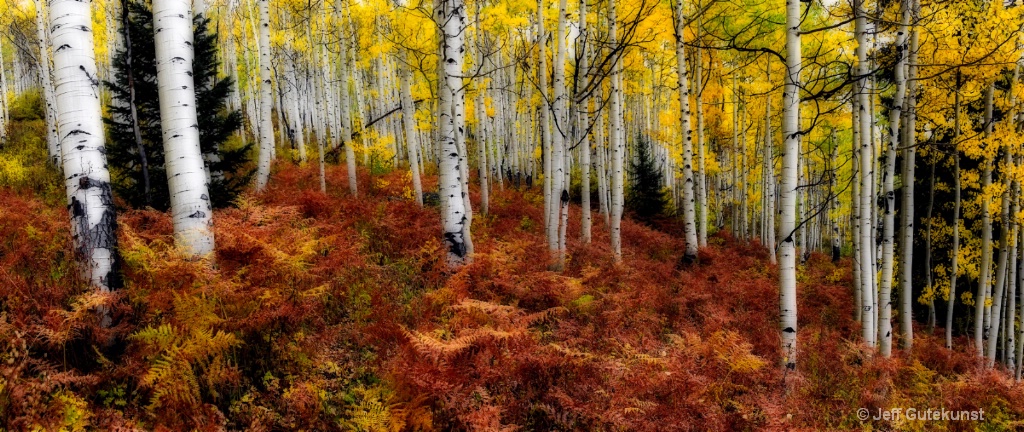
[34,0,61,167]
[947,81,961,349]
[977,85,995,356]
[153,0,215,257]
[987,65,1019,366]
[437,0,470,266]
[673,0,698,264]
[878,0,909,357]
[254,0,274,191]
[548,0,569,268]
[284,48,307,163]
[577,0,591,244]
[0,35,8,138]
[400,50,423,205]
[336,4,357,196]
[900,0,919,347]
[855,0,875,348]
[779,0,801,370]
[50,0,120,323]
[765,89,776,265]
[608,0,624,261]
[695,35,708,248]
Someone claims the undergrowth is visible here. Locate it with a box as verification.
[1,119,1023,430]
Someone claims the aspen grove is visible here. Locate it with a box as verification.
[5,0,1024,428]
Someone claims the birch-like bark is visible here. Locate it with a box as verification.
[946,75,962,349]
[1004,163,1018,370]
[1017,225,1024,378]
[852,96,862,321]
[976,84,995,356]
[437,0,470,266]
[765,89,776,265]
[878,0,908,357]
[986,66,1019,366]
[400,50,423,205]
[672,0,698,264]
[0,36,8,139]
[254,0,274,191]
[537,0,552,234]
[576,0,591,243]
[831,129,840,262]
[695,24,708,248]
[779,0,801,370]
[547,0,569,268]
[472,2,489,216]
[284,48,307,163]
[153,0,215,257]
[901,0,920,343]
[50,0,121,323]
[34,0,60,167]
[855,0,876,347]
[609,0,624,261]
[337,0,357,196]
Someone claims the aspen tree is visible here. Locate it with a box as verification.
[400,50,423,205]
[672,0,698,264]
[34,0,60,167]
[50,0,121,324]
[765,88,776,265]
[976,85,995,356]
[437,0,471,266]
[855,0,876,347]
[695,23,708,248]
[578,0,591,244]
[779,0,801,370]
[987,64,1019,366]
[900,0,920,345]
[946,72,962,350]
[608,0,624,261]
[152,0,216,257]
[254,0,274,191]
[878,0,909,357]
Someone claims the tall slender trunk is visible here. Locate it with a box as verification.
[986,65,1019,366]
[608,0,624,261]
[50,0,121,325]
[765,86,776,265]
[538,0,552,235]
[283,48,307,163]
[779,0,801,370]
[831,129,840,262]
[0,36,8,140]
[900,0,920,345]
[153,0,216,257]
[878,0,909,357]
[852,95,862,322]
[549,0,569,268]
[946,72,962,349]
[695,25,708,248]
[1005,167,1019,369]
[472,3,489,216]
[577,0,591,244]
[673,0,698,264]
[254,0,274,191]
[34,0,60,167]
[437,0,470,266]
[337,0,357,196]
[976,84,995,356]
[400,50,423,205]
[855,0,876,348]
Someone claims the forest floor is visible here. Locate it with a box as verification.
[3,136,1024,430]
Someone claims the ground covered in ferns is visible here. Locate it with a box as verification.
[2,160,1024,431]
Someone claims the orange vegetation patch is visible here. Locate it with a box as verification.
[0,163,1022,431]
